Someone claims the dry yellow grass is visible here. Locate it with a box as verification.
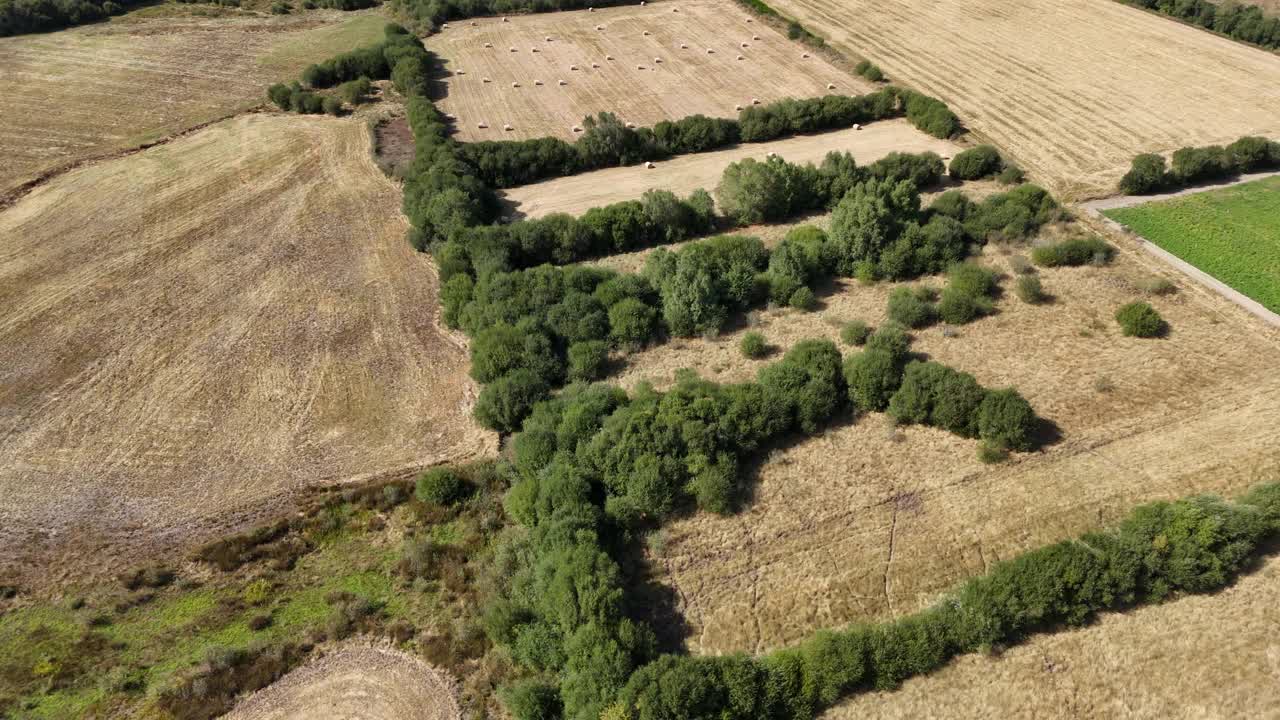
[618,221,1280,655]
[0,113,494,588]
[824,553,1280,719]
[0,10,387,198]
[503,120,960,217]
[431,0,873,142]
[224,644,462,720]
[760,0,1280,199]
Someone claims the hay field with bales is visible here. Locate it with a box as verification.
[430,0,871,142]
[762,0,1280,199]
[0,113,493,589]
[503,119,960,217]
[0,10,386,200]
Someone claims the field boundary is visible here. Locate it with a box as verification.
[1085,203,1280,330]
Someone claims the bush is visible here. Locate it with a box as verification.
[840,320,871,346]
[997,165,1025,186]
[865,321,910,357]
[855,59,885,82]
[886,287,935,328]
[936,287,983,325]
[948,145,1002,180]
[1115,301,1166,338]
[415,467,469,506]
[1031,236,1113,267]
[789,286,817,311]
[270,1,291,13]
[740,331,768,358]
[843,349,904,412]
[1015,275,1046,304]
[568,340,609,382]
[1118,153,1167,195]
[608,298,658,349]
[322,96,343,116]
[337,77,373,105]
[976,388,1036,451]
[474,369,550,433]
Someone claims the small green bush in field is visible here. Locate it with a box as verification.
[886,287,935,328]
[789,286,817,311]
[840,320,871,346]
[1115,301,1166,338]
[948,145,1002,180]
[997,165,1025,186]
[1031,236,1113,267]
[740,331,768,358]
[1015,275,1046,304]
[415,467,469,506]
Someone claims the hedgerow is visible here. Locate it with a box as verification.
[1119,135,1280,194]
[1119,0,1280,51]
[1031,235,1113,267]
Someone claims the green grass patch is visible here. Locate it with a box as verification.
[1104,176,1280,313]
[257,13,388,72]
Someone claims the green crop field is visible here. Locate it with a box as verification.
[1104,176,1280,314]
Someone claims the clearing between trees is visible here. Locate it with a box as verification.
[760,0,1280,199]
[0,113,493,589]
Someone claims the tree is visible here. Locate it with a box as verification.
[716,157,793,226]
[1118,153,1167,195]
[415,467,469,505]
[827,178,919,276]
[568,341,609,382]
[977,388,1036,451]
[474,369,550,433]
[947,145,1002,180]
[608,298,657,349]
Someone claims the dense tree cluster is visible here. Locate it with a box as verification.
[613,486,1279,720]
[390,0,631,33]
[1,0,139,36]
[1121,0,1280,50]
[1118,135,1280,194]
[267,24,430,114]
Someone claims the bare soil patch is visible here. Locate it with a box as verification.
[622,221,1280,655]
[502,119,960,218]
[0,113,494,590]
[224,643,462,720]
[760,0,1280,200]
[0,10,386,198]
[373,115,417,178]
[824,553,1280,719]
[430,0,873,142]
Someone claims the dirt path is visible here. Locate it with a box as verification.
[502,119,960,217]
[223,644,462,720]
[0,114,494,590]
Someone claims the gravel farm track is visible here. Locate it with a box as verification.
[759,0,1280,200]
[0,8,386,200]
[430,0,874,143]
[0,113,494,590]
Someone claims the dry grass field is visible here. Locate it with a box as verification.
[224,645,462,720]
[0,10,386,199]
[616,222,1280,655]
[503,119,960,217]
[824,553,1280,719]
[760,0,1280,199]
[430,0,872,143]
[0,113,494,588]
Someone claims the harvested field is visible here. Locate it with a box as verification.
[224,645,461,720]
[623,224,1280,655]
[761,0,1280,199]
[0,10,387,199]
[503,119,960,217]
[0,113,493,588]
[824,553,1280,719]
[430,0,872,142]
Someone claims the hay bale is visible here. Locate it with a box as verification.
[484,42,493,48]
[535,79,544,85]
[642,30,650,36]
[570,64,579,70]
[442,22,449,28]
[626,122,637,129]
[680,43,688,49]
[572,125,583,132]
[827,82,836,90]
[605,54,614,60]
[456,69,466,75]
[591,62,600,68]
[645,161,655,168]
[706,48,714,54]
[734,104,743,111]
[751,97,760,104]
[559,79,568,85]
[502,16,508,22]
[736,54,744,60]
[512,81,520,87]
[531,47,539,52]
[545,36,552,42]
[470,21,476,26]
[482,77,492,83]
[801,52,810,58]
[752,34,760,40]
[741,42,748,48]
[477,121,488,128]
[653,57,662,63]
[509,47,517,52]
[637,64,646,70]
[596,24,604,30]
[503,123,513,131]
[852,123,861,130]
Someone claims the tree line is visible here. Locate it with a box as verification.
[267,24,430,115]
[1120,0,1280,50]
[459,89,959,190]
[0,0,140,35]
[1118,135,1280,194]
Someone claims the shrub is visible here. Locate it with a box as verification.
[322,96,343,116]
[270,1,291,13]
[789,286,817,311]
[608,298,658,349]
[740,331,768,358]
[855,59,885,82]
[1031,236,1113,267]
[474,369,550,433]
[415,467,468,506]
[996,165,1025,185]
[946,262,998,299]
[886,286,935,328]
[1115,301,1166,338]
[843,349,904,412]
[1170,145,1232,185]
[1118,153,1167,195]
[840,320,871,346]
[1015,275,1046,304]
[567,340,609,382]
[977,442,1008,464]
[976,388,1036,451]
[865,321,910,357]
[1138,276,1176,296]
[948,145,1002,180]
[936,287,983,324]
[337,77,373,105]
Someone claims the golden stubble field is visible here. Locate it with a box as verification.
[825,553,1280,719]
[0,9,386,199]
[596,220,1280,656]
[224,644,462,720]
[430,0,873,143]
[760,0,1280,199]
[0,113,494,588]
[503,119,961,217]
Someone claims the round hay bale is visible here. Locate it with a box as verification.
[482,77,491,83]
[653,57,661,63]
[502,16,508,22]
[535,79,544,85]
[637,64,646,70]
[442,22,449,28]
[477,121,488,128]
[801,52,810,58]
[456,69,466,75]
[572,125,583,132]
[470,21,476,26]
[484,42,492,48]
[734,104,742,111]
[559,79,568,85]
[512,81,520,87]
[503,123,513,131]
[545,36,552,42]
[625,122,637,129]
[753,34,760,40]
[706,48,714,54]
[509,47,517,52]
[852,123,862,130]
[751,97,760,104]
[531,47,539,52]
[680,43,688,49]
[642,30,650,36]
[736,54,744,60]
[570,64,579,70]
[591,62,600,68]
[605,54,614,60]
[645,161,655,168]
[741,42,748,48]
[596,25,604,30]
[827,82,836,90]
